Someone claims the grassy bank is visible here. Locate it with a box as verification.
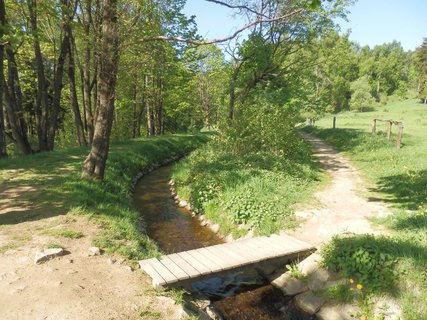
[171,135,324,238]
[305,99,427,319]
[0,134,208,259]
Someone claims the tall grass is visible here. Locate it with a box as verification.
[306,99,427,319]
[0,134,209,259]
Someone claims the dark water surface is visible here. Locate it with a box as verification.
[134,164,314,320]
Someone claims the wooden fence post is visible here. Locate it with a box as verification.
[333,116,336,129]
[386,121,392,140]
[396,122,404,149]
[371,119,377,134]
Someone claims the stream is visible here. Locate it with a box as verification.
[134,164,314,320]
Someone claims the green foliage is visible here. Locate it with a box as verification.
[172,134,322,236]
[350,76,375,112]
[321,234,399,292]
[326,282,355,303]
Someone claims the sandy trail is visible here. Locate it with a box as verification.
[287,132,390,247]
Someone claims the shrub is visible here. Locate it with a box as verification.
[321,234,399,292]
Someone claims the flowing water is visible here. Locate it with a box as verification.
[134,164,314,320]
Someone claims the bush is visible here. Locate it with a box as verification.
[321,234,399,292]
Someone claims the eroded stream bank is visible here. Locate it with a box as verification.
[133,164,314,320]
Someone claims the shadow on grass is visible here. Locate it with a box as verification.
[372,169,427,210]
[323,234,427,296]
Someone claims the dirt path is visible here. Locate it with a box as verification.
[287,132,391,247]
[0,178,184,320]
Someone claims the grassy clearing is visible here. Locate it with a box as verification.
[0,134,208,259]
[305,99,427,319]
[171,135,324,237]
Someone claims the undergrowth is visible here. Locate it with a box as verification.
[171,135,322,237]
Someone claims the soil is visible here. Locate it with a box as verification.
[288,132,391,247]
[0,176,184,320]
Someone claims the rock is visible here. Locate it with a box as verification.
[34,248,65,264]
[316,303,361,320]
[185,204,192,211]
[307,269,331,290]
[67,259,74,264]
[88,246,103,256]
[294,291,325,314]
[206,305,223,320]
[210,224,220,234]
[116,258,126,265]
[271,273,308,296]
[178,200,188,207]
[298,252,322,275]
[107,258,116,265]
[125,266,133,272]
[225,234,234,242]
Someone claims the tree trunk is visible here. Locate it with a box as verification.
[1,3,32,156]
[68,34,87,147]
[48,20,70,150]
[82,0,119,180]
[0,0,6,157]
[28,0,50,151]
[83,0,94,144]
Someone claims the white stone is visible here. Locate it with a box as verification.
[298,252,322,275]
[88,247,103,256]
[107,258,116,264]
[210,224,220,233]
[34,248,65,264]
[178,200,188,207]
[271,273,308,296]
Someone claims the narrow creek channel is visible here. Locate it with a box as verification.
[134,164,314,320]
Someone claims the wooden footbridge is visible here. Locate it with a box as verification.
[139,233,314,289]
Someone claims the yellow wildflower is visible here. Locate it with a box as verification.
[357,284,363,290]
[349,278,354,284]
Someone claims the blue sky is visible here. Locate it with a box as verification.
[183,0,427,51]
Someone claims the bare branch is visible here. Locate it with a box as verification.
[131,8,304,46]
[205,0,268,18]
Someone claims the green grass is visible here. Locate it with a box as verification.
[43,228,84,239]
[306,99,427,319]
[171,135,324,237]
[0,134,209,259]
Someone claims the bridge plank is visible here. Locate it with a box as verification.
[178,251,211,276]
[187,249,218,273]
[160,256,190,280]
[139,258,167,287]
[146,258,179,284]
[197,248,225,271]
[167,253,200,278]
[139,233,314,289]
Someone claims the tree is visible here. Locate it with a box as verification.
[413,38,427,103]
[350,76,375,112]
[82,0,119,179]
